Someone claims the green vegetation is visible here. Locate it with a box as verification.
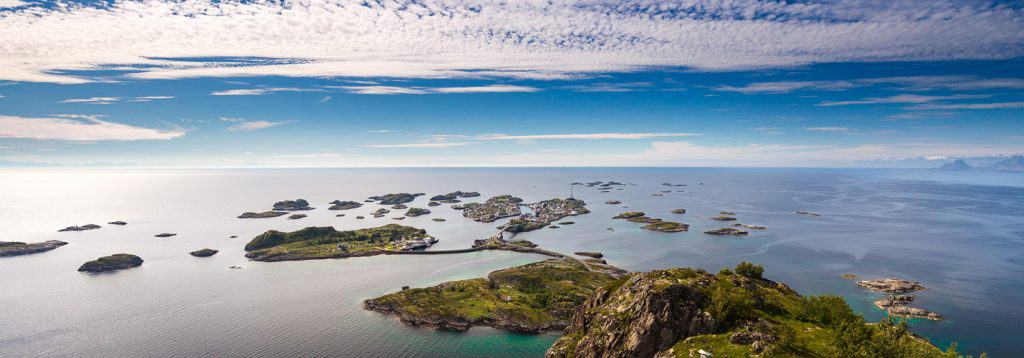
[666,265,974,358]
[642,220,689,232]
[243,224,430,261]
[364,259,616,332]
[405,207,431,217]
[77,254,143,272]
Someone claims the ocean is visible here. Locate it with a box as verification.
[1,168,1021,357]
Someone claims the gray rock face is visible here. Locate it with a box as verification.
[547,270,717,358]
[857,278,925,293]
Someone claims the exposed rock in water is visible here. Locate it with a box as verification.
[613,212,688,232]
[856,278,925,294]
[841,274,857,279]
[427,201,441,207]
[328,200,362,210]
[874,295,943,320]
[372,208,390,218]
[78,254,143,272]
[605,200,622,205]
[704,227,748,236]
[392,217,405,221]
[574,251,603,259]
[671,208,686,214]
[548,225,560,229]
[189,248,219,257]
[107,221,127,225]
[273,199,313,211]
[558,221,574,225]
[733,223,767,230]
[154,233,176,238]
[391,204,408,209]
[0,240,67,257]
[356,216,365,219]
[288,214,307,220]
[709,216,738,221]
[238,211,287,219]
[58,224,100,232]
[336,214,345,217]
[796,211,821,217]
[432,218,446,222]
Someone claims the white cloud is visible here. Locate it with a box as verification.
[0,115,184,141]
[0,0,29,9]
[803,127,850,132]
[210,87,318,96]
[715,81,859,94]
[562,82,656,92]
[60,96,174,104]
[1,1,1022,83]
[329,85,539,95]
[365,142,474,148]
[477,133,701,140]
[907,102,1024,110]
[227,120,293,132]
[640,141,1024,166]
[818,94,990,106]
[859,76,1024,91]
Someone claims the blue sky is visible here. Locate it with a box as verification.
[0,0,1022,167]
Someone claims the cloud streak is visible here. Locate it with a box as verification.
[478,133,701,140]
[365,142,474,148]
[0,115,185,141]
[1,1,1022,83]
[60,96,175,104]
[329,85,539,95]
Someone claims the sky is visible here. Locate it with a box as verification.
[0,0,1022,168]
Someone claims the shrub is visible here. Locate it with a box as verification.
[796,295,859,327]
[735,262,764,279]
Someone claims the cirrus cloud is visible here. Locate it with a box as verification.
[0,115,184,141]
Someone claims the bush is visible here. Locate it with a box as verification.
[796,295,859,327]
[735,262,764,279]
[708,279,756,329]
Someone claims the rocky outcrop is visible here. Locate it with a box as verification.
[0,240,67,257]
[429,191,480,201]
[574,251,603,259]
[405,208,431,217]
[328,200,362,210]
[58,224,100,232]
[273,199,313,211]
[704,227,748,236]
[189,248,219,257]
[733,223,767,230]
[107,221,127,225]
[288,214,307,220]
[154,233,176,238]
[238,211,287,219]
[795,211,821,217]
[874,295,943,320]
[78,254,143,272]
[857,278,925,293]
[368,193,424,205]
[547,269,719,358]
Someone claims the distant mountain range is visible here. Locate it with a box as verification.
[937,155,1024,172]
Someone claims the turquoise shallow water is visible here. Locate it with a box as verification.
[1,168,1022,357]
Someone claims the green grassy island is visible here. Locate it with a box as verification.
[0,240,67,257]
[244,224,434,262]
[364,258,616,333]
[613,211,689,232]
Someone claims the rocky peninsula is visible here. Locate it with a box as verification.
[364,258,617,333]
[0,240,67,257]
[78,254,143,272]
[547,263,952,357]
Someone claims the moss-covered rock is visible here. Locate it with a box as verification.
[78,254,143,272]
[243,224,431,261]
[189,248,218,257]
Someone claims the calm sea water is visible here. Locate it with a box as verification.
[1,168,1022,357]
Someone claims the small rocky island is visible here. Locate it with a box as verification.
[328,200,363,210]
[107,221,127,225]
[671,208,686,214]
[704,227,749,236]
[273,199,314,211]
[856,278,941,320]
[288,214,307,220]
[0,240,67,257]
[364,258,617,333]
[372,208,390,218]
[368,193,424,205]
[238,211,288,219]
[154,233,176,238]
[189,248,219,257]
[244,224,437,262]
[404,208,431,217]
[459,195,523,222]
[78,254,143,272]
[59,224,101,232]
[429,191,480,202]
[612,212,688,232]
